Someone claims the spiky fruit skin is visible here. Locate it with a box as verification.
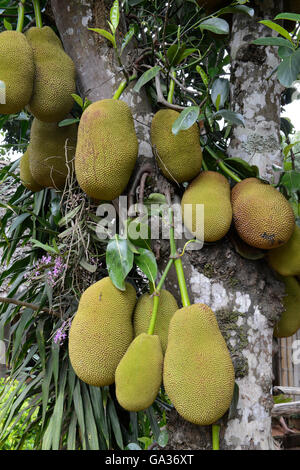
[25,26,76,122]
[28,118,77,189]
[150,109,202,183]
[133,290,178,353]
[163,303,235,426]
[69,277,136,387]
[20,150,43,192]
[268,225,300,276]
[115,333,163,411]
[75,99,138,201]
[274,276,300,338]
[0,31,34,114]
[231,178,295,250]
[181,171,232,242]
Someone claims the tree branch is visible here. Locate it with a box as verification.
[0,296,60,318]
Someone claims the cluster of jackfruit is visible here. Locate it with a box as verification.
[69,277,235,426]
[0,26,78,192]
[0,26,76,119]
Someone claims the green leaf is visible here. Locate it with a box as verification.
[199,18,229,35]
[110,0,120,32]
[224,157,259,178]
[252,37,294,49]
[134,248,157,285]
[71,93,83,108]
[88,28,116,48]
[211,78,229,109]
[220,5,254,17]
[172,106,200,135]
[67,412,77,450]
[79,258,97,273]
[121,26,135,55]
[196,65,209,87]
[277,49,300,87]
[106,235,134,290]
[158,429,169,448]
[52,362,68,450]
[29,239,59,255]
[133,66,161,93]
[3,18,12,30]
[280,170,300,193]
[214,109,245,127]
[108,399,124,449]
[81,384,100,450]
[228,383,239,420]
[73,380,86,450]
[259,20,293,44]
[274,13,300,22]
[126,443,142,450]
[58,118,80,127]
[145,407,160,441]
[58,205,82,226]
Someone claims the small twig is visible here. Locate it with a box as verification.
[0,296,60,318]
[155,73,184,111]
[139,172,149,206]
[128,163,153,211]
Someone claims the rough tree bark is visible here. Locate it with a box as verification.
[50,0,285,450]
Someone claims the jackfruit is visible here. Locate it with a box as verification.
[163,303,235,426]
[68,277,136,387]
[75,99,138,201]
[268,225,300,276]
[115,333,163,411]
[20,150,43,192]
[274,276,300,338]
[133,290,178,353]
[150,109,202,183]
[0,31,34,114]
[25,26,76,122]
[231,178,295,250]
[28,118,77,189]
[181,171,232,242]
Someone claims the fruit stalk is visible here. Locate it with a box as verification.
[169,204,191,307]
[212,423,220,450]
[205,145,241,183]
[147,258,173,335]
[167,68,176,104]
[32,0,43,28]
[16,0,26,32]
[113,74,137,100]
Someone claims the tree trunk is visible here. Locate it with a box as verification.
[50,0,285,450]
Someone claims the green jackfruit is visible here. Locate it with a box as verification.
[20,150,43,192]
[25,26,76,122]
[181,171,232,242]
[115,333,163,411]
[268,225,300,276]
[274,276,300,338]
[232,178,295,250]
[163,303,235,426]
[150,109,202,183]
[0,31,34,114]
[75,99,138,201]
[69,277,136,387]
[28,118,77,189]
[133,290,178,353]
